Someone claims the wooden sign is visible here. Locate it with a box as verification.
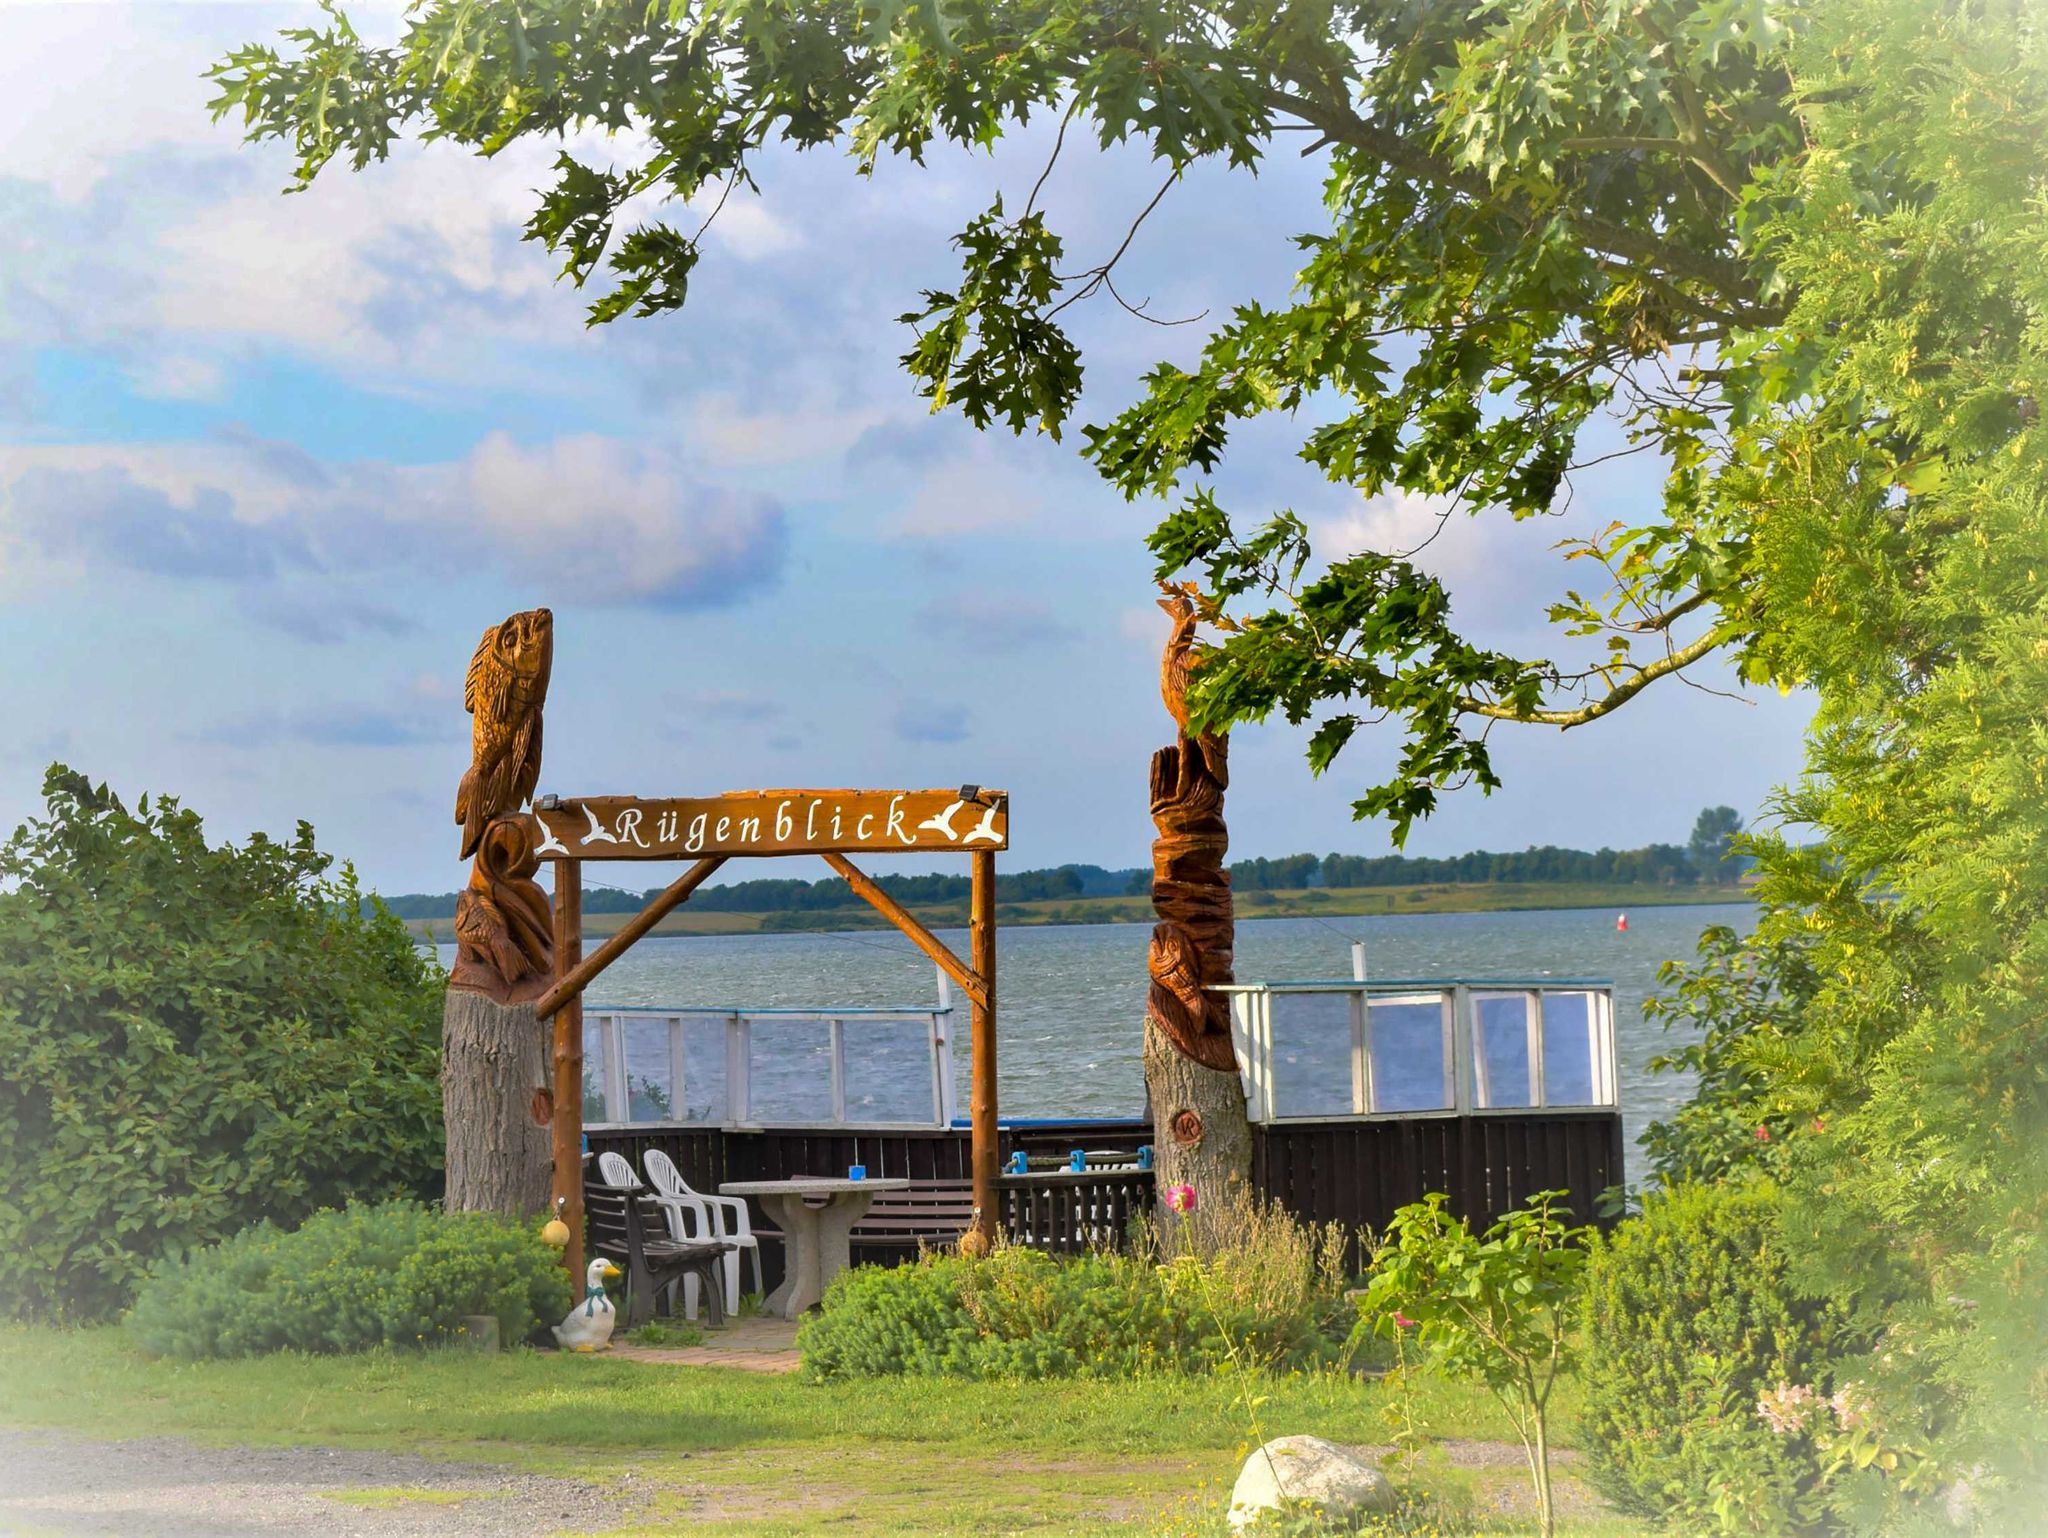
[529,788,1008,860]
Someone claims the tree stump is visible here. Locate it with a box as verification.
[441,988,553,1215]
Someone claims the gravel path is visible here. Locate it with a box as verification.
[0,1429,647,1537]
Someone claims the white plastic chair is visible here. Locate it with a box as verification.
[597,1151,713,1320]
[644,1148,760,1315]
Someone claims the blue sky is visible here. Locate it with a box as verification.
[0,2,1812,897]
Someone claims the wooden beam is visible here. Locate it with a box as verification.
[819,851,987,1011]
[550,860,586,1299]
[536,856,728,1020]
[969,849,998,1246]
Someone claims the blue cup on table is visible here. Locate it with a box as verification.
[848,1164,867,1180]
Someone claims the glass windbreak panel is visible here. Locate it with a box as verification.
[621,1017,676,1122]
[840,1016,938,1123]
[745,1015,835,1122]
[1368,996,1451,1112]
[1268,992,1357,1117]
[681,1016,729,1122]
[582,1017,610,1121]
[1540,992,1599,1105]
[1472,994,1535,1108]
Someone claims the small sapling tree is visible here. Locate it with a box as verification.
[1357,1191,1588,1538]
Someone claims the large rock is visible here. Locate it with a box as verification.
[1227,1436,1396,1532]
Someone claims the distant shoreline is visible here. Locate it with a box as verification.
[402,880,1751,944]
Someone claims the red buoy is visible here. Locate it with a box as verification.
[1616,913,1629,932]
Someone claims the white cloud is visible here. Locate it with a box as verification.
[456,432,785,607]
[1307,488,1465,574]
[700,195,803,260]
[689,392,893,470]
[0,431,788,622]
[892,446,1049,536]
[126,352,229,402]
[917,591,1076,653]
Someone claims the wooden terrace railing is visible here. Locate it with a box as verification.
[993,1169,1154,1255]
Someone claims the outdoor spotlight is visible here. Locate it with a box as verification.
[959,783,983,803]
[537,793,561,810]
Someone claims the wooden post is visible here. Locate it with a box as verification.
[550,859,585,1299]
[969,848,998,1245]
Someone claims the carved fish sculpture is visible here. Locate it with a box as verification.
[1158,585,1200,734]
[456,608,553,860]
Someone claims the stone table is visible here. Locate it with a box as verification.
[718,1177,909,1320]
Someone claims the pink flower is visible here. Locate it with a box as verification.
[1755,1125,1771,1141]
[1393,1311,1416,1330]
[1829,1385,1870,1432]
[1756,1382,1820,1436]
[1164,1183,1197,1214]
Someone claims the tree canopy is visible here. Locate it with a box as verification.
[215,0,1813,840]
[1686,804,1742,869]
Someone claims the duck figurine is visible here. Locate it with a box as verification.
[551,1258,625,1352]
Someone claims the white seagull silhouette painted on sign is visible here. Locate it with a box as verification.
[962,803,1004,845]
[578,804,621,845]
[917,800,968,841]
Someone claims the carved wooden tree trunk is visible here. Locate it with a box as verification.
[1144,589,1254,1219]
[440,608,557,1218]
[442,989,554,1215]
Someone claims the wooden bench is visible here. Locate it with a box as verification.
[846,1178,978,1255]
[585,1182,735,1328]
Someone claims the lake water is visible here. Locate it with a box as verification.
[437,902,1748,1158]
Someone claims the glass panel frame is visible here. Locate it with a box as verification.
[1538,991,1599,1107]
[1266,990,1362,1118]
[1365,992,1455,1113]
[839,1014,943,1124]
[1470,991,1538,1109]
[742,1014,837,1124]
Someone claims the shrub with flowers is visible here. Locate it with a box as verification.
[1578,1178,1862,1533]
[799,1191,1352,1381]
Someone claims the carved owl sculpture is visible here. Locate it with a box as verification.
[455,607,553,860]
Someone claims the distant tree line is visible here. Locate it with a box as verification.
[380,809,1747,918]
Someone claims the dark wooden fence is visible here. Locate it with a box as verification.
[585,1110,1623,1293]
[1252,1111,1625,1264]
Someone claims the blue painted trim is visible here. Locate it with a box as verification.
[584,1003,954,1016]
[1240,977,1614,989]
[948,1116,1149,1129]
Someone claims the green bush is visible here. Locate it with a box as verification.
[1578,1179,1855,1533]
[797,1241,1350,1381]
[126,1200,569,1358]
[0,768,445,1322]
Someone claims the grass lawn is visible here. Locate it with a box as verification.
[0,1327,1637,1536]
